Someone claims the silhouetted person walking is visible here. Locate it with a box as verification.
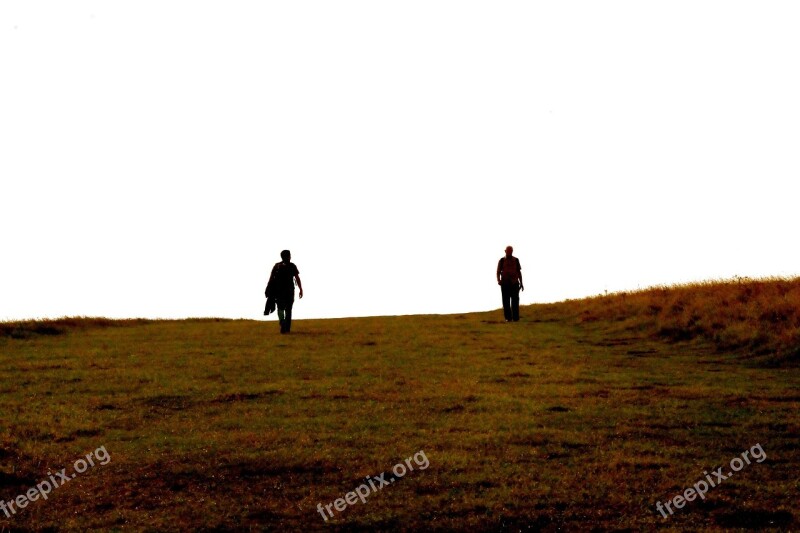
[497,246,524,322]
[266,250,303,333]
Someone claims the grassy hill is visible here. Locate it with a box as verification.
[1,277,798,531]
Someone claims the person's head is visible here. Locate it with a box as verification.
[505,246,513,257]
[280,250,291,262]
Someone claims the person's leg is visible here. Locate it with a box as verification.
[284,299,294,332]
[511,284,520,321]
[276,295,288,333]
[277,304,286,333]
[501,284,512,321]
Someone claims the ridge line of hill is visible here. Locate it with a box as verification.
[2,276,798,367]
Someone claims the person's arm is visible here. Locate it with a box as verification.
[496,259,503,285]
[295,274,303,299]
[518,258,524,291]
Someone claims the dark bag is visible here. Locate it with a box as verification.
[264,295,276,315]
[263,264,279,315]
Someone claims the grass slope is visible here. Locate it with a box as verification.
[1,278,798,531]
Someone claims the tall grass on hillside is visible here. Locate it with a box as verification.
[0,317,240,340]
[561,276,800,367]
[0,317,157,339]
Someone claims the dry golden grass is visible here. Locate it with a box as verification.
[0,277,798,531]
[561,276,800,367]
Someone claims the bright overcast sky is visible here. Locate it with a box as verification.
[1,1,798,321]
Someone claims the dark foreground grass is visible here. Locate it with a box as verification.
[1,279,798,531]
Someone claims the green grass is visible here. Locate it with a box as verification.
[1,278,798,531]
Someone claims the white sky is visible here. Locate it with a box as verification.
[1,1,798,321]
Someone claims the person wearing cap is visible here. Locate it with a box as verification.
[265,250,303,333]
[496,246,524,322]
